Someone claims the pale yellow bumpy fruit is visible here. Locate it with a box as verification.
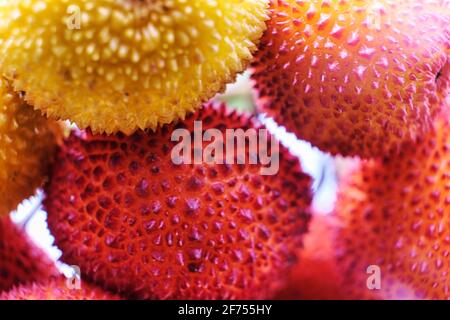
[0,78,61,216]
[0,0,269,134]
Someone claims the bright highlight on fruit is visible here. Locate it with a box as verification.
[0,0,269,134]
[0,216,58,292]
[252,0,449,157]
[0,78,61,216]
[44,103,312,299]
[0,277,121,300]
[335,117,450,299]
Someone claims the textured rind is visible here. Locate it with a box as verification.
[0,216,58,292]
[0,0,269,134]
[0,277,121,300]
[275,214,346,300]
[335,116,450,299]
[44,103,313,300]
[0,78,61,216]
[252,0,450,157]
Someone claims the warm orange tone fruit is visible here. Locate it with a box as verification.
[275,214,345,300]
[0,277,121,300]
[335,117,450,299]
[0,216,58,292]
[0,78,61,216]
[252,0,450,157]
[44,103,312,299]
[0,0,268,134]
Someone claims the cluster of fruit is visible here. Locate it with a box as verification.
[0,0,448,300]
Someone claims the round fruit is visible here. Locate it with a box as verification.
[335,116,450,299]
[0,216,58,292]
[44,103,313,299]
[0,0,269,134]
[252,0,449,157]
[0,78,61,216]
[0,277,121,300]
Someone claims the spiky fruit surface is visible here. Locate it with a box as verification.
[0,216,58,292]
[0,0,268,134]
[275,214,345,300]
[44,103,312,300]
[0,78,61,216]
[335,117,450,299]
[0,277,121,300]
[252,0,450,157]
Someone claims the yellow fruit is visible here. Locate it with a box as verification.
[0,78,61,216]
[0,0,269,134]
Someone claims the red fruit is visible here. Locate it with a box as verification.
[252,0,449,157]
[335,116,450,299]
[276,214,346,300]
[1,277,120,300]
[44,103,312,299]
[0,215,58,292]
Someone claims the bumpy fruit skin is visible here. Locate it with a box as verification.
[0,277,121,300]
[44,103,312,300]
[0,216,58,292]
[275,214,345,300]
[252,0,450,157]
[0,0,269,134]
[335,116,450,299]
[0,78,61,216]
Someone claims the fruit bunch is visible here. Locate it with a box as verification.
[0,0,448,300]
